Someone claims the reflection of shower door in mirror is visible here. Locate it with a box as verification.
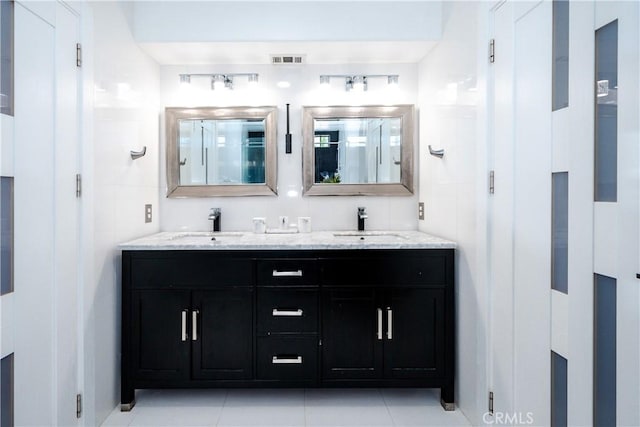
[243,131,265,184]
[367,119,381,183]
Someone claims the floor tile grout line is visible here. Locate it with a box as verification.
[214,389,229,427]
[379,388,398,427]
[303,388,308,427]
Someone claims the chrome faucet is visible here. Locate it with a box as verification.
[357,207,368,231]
[208,208,221,232]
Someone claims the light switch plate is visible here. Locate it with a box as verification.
[418,202,425,220]
[145,204,152,223]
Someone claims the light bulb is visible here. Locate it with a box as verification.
[352,76,367,92]
[248,74,259,88]
[319,75,331,89]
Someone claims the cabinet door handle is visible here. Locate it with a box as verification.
[386,307,393,340]
[272,269,303,277]
[272,308,303,317]
[377,308,383,340]
[181,310,188,342]
[272,356,303,364]
[192,309,199,341]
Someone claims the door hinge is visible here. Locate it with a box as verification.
[76,43,82,67]
[489,39,495,63]
[76,174,82,198]
[488,391,494,415]
[76,393,82,418]
[489,170,495,194]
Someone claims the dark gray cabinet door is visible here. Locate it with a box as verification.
[131,290,191,381]
[192,289,254,380]
[321,288,383,380]
[383,288,445,379]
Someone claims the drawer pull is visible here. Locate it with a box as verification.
[272,308,303,317]
[272,269,303,277]
[192,310,199,341]
[386,307,393,340]
[181,310,188,342]
[272,356,303,364]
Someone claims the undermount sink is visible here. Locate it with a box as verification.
[168,232,244,241]
[332,231,407,241]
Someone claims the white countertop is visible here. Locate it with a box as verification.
[119,230,456,251]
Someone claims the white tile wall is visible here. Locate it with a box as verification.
[159,63,421,232]
[87,2,161,426]
[418,1,483,424]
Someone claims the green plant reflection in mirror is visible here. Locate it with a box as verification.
[313,117,402,185]
[302,105,413,197]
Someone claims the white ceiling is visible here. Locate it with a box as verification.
[138,41,437,65]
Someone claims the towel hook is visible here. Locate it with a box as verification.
[130,146,146,160]
[428,145,444,159]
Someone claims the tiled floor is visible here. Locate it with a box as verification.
[102,388,471,427]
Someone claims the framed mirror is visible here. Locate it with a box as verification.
[166,106,278,197]
[302,105,414,196]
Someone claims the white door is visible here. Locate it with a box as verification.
[489,0,553,422]
[12,2,81,425]
[14,3,56,424]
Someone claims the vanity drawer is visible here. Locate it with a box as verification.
[130,253,253,289]
[257,288,318,333]
[257,336,318,381]
[257,259,317,286]
[319,251,450,287]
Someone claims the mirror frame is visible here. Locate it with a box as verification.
[166,106,278,197]
[302,104,414,196]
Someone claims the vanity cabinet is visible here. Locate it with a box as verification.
[130,289,253,383]
[131,290,191,382]
[191,289,253,380]
[121,249,454,411]
[321,288,444,382]
[319,252,450,389]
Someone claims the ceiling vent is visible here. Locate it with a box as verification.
[271,55,305,65]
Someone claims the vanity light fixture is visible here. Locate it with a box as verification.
[319,74,399,92]
[349,76,367,92]
[178,73,259,91]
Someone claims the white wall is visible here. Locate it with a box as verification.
[84,2,160,425]
[160,63,420,232]
[132,1,442,43]
[418,1,485,424]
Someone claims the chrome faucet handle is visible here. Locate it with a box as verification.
[208,208,220,219]
[357,207,367,218]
